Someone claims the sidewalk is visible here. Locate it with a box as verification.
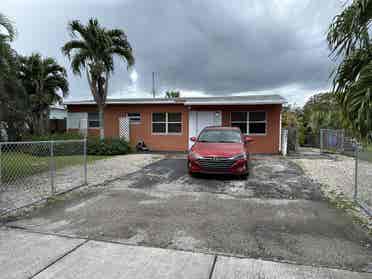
[0,226,370,279]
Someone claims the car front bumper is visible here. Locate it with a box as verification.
[188,157,248,175]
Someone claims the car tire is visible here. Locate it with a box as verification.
[240,162,249,180]
[187,161,194,176]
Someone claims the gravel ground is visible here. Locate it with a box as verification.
[290,148,372,231]
[0,154,164,214]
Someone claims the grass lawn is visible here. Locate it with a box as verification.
[359,147,372,163]
[0,152,108,182]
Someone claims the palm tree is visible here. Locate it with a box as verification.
[0,13,16,71]
[165,91,180,98]
[0,13,27,140]
[18,54,69,135]
[0,13,16,81]
[0,13,16,52]
[327,0,372,140]
[62,18,134,139]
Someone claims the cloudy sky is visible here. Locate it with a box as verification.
[2,0,343,105]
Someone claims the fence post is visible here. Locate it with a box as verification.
[354,144,358,200]
[83,138,87,185]
[281,129,288,156]
[340,130,345,153]
[50,140,55,195]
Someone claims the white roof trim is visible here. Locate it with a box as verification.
[64,94,287,106]
[183,101,285,105]
[64,100,177,105]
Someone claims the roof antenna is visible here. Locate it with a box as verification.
[152,72,156,98]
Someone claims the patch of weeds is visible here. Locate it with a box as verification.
[323,186,372,236]
[45,195,67,205]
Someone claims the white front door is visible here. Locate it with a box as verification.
[188,111,222,148]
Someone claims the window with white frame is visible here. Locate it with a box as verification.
[231,111,267,135]
[152,112,182,134]
[127,112,141,123]
[88,112,100,128]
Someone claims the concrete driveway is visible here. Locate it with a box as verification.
[8,155,372,273]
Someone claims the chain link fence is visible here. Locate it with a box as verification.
[302,133,320,148]
[319,129,372,216]
[0,139,87,215]
[355,146,372,215]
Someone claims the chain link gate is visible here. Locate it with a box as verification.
[319,129,372,216]
[0,139,87,215]
[320,129,345,153]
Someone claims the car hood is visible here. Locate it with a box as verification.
[191,142,245,158]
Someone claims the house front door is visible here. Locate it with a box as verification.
[188,111,222,149]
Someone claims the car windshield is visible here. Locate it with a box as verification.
[198,129,242,143]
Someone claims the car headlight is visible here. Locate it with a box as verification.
[189,151,202,160]
[231,153,247,160]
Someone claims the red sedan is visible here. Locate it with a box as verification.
[188,126,253,177]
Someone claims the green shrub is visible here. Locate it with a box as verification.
[19,133,130,156]
[87,137,131,155]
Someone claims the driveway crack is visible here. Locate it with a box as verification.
[29,239,89,279]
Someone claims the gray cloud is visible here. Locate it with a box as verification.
[2,0,342,103]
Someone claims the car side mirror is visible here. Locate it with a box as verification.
[190,137,197,142]
[244,136,254,143]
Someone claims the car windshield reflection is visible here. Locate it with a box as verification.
[198,130,242,143]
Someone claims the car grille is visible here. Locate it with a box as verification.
[196,157,235,171]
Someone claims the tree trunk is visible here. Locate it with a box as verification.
[7,122,17,141]
[98,105,104,140]
[44,108,50,134]
[31,114,41,136]
[38,113,44,135]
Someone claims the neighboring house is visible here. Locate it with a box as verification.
[50,105,67,120]
[65,94,286,154]
[49,105,67,133]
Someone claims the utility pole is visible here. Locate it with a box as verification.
[152,72,156,98]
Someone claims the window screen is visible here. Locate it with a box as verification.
[152,112,182,134]
[128,112,141,123]
[88,112,100,128]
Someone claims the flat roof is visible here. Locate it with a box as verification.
[64,94,286,106]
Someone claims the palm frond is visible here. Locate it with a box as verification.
[0,13,16,41]
[61,40,88,58]
[108,46,135,67]
[327,0,372,57]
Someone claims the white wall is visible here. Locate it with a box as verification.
[50,108,67,120]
